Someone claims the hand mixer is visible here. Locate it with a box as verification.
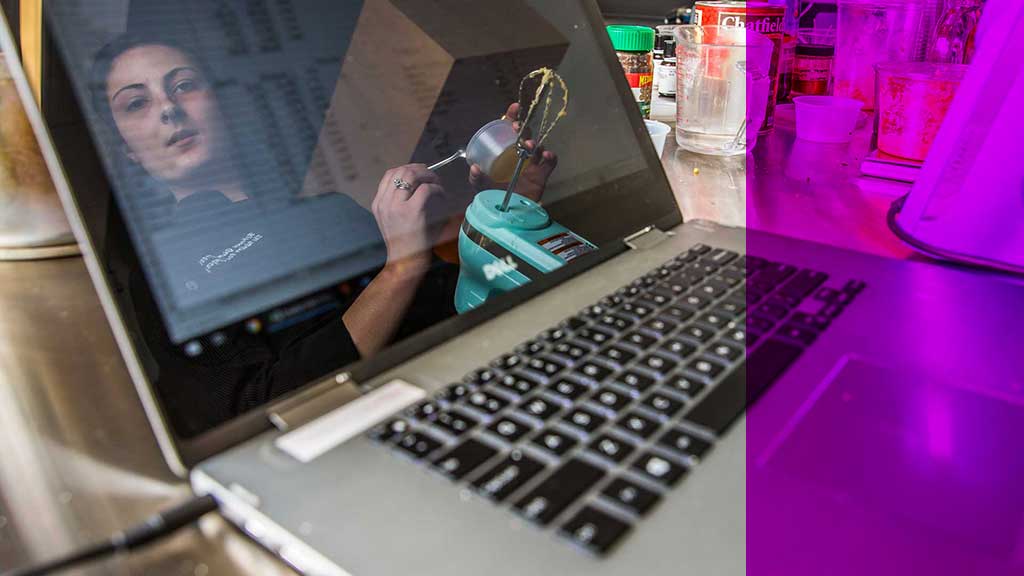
[454,68,597,313]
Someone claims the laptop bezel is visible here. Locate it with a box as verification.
[2,0,682,475]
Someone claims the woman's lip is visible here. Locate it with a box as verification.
[168,130,199,147]
[171,133,198,148]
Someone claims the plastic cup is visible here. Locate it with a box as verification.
[794,95,863,143]
[644,120,671,158]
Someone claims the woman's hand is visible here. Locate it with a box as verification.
[469,103,558,203]
[371,164,449,274]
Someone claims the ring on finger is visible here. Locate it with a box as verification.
[393,177,413,191]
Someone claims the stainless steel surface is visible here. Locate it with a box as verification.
[0,257,293,575]
[0,49,77,257]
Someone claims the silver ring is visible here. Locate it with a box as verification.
[393,177,413,191]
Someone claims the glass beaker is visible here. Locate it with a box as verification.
[832,0,928,110]
[875,62,967,161]
[674,26,774,156]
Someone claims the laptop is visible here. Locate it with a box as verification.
[4,1,1024,575]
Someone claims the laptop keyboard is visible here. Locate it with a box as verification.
[370,244,865,556]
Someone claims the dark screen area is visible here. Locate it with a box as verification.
[42,0,681,439]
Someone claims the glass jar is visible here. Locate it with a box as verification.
[607,25,656,118]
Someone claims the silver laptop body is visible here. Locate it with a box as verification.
[6,1,1024,575]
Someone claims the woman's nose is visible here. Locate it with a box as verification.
[159,103,184,125]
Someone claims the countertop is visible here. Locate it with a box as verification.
[0,97,915,575]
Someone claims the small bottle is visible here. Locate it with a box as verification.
[607,25,656,119]
[929,0,985,64]
[657,38,678,99]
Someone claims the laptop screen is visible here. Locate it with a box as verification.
[42,0,680,440]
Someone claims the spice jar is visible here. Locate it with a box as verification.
[793,43,834,95]
[657,38,677,99]
[607,25,656,118]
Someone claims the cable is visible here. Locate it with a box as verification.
[3,495,219,576]
[887,194,1024,277]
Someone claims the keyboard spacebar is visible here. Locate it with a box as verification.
[684,339,804,434]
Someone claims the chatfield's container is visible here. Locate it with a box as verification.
[694,1,786,132]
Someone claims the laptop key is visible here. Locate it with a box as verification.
[488,416,534,442]
[551,342,589,363]
[636,354,677,376]
[642,392,684,418]
[495,373,542,397]
[560,507,632,556]
[778,324,817,346]
[432,439,498,480]
[679,324,715,343]
[409,400,441,421]
[778,269,829,302]
[595,345,637,366]
[708,341,744,362]
[549,378,590,402]
[533,428,578,456]
[658,429,711,461]
[588,434,635,463]
[436,382,476,405]
[642,317,679,336]
[620,302,654,318]
[616,412,660,439]
[662,305,696,322]
[472,450,546,502]
[603,478,660,516]
[563,407,607,434]
[633,453,687,486]
[687,357,726,378]
[576,326,615,347]
[622,330,657,349]
[432,410,479,437]
[369,419,410,443]
[592,387,633,414]
[514,458,605,525]
[662,374,707,399]
[517,395,562,421]
[464,391,509,415]
[599,314,635,332]
[576,361,614,383]
[527,356,567,378]
[465,368,499,386]
[680,292,713,310]
[660,339,697,361]
[614,370,656,394]
[395,431,443,460]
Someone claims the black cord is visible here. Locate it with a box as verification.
[3,495,219,576]
[887,193,1024,277]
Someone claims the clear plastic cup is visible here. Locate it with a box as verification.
[644,120,671,158]
[674,26,774,157]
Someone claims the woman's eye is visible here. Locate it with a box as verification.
[173,79,198,94]
[125,97,148,113]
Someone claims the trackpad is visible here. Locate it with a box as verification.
[765,358,1024,560]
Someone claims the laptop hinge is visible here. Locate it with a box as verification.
[267,372,361,432]
[624,226,670,251]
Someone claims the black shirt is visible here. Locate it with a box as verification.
[110,191,458,438]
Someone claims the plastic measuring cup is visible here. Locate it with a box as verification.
[429,120,520,183]
[794,96,864,143]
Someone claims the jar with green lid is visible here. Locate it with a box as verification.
[607,25,656,118]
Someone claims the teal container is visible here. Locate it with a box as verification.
[455,190,597,313]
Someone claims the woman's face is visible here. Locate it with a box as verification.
[106,44,229,185]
